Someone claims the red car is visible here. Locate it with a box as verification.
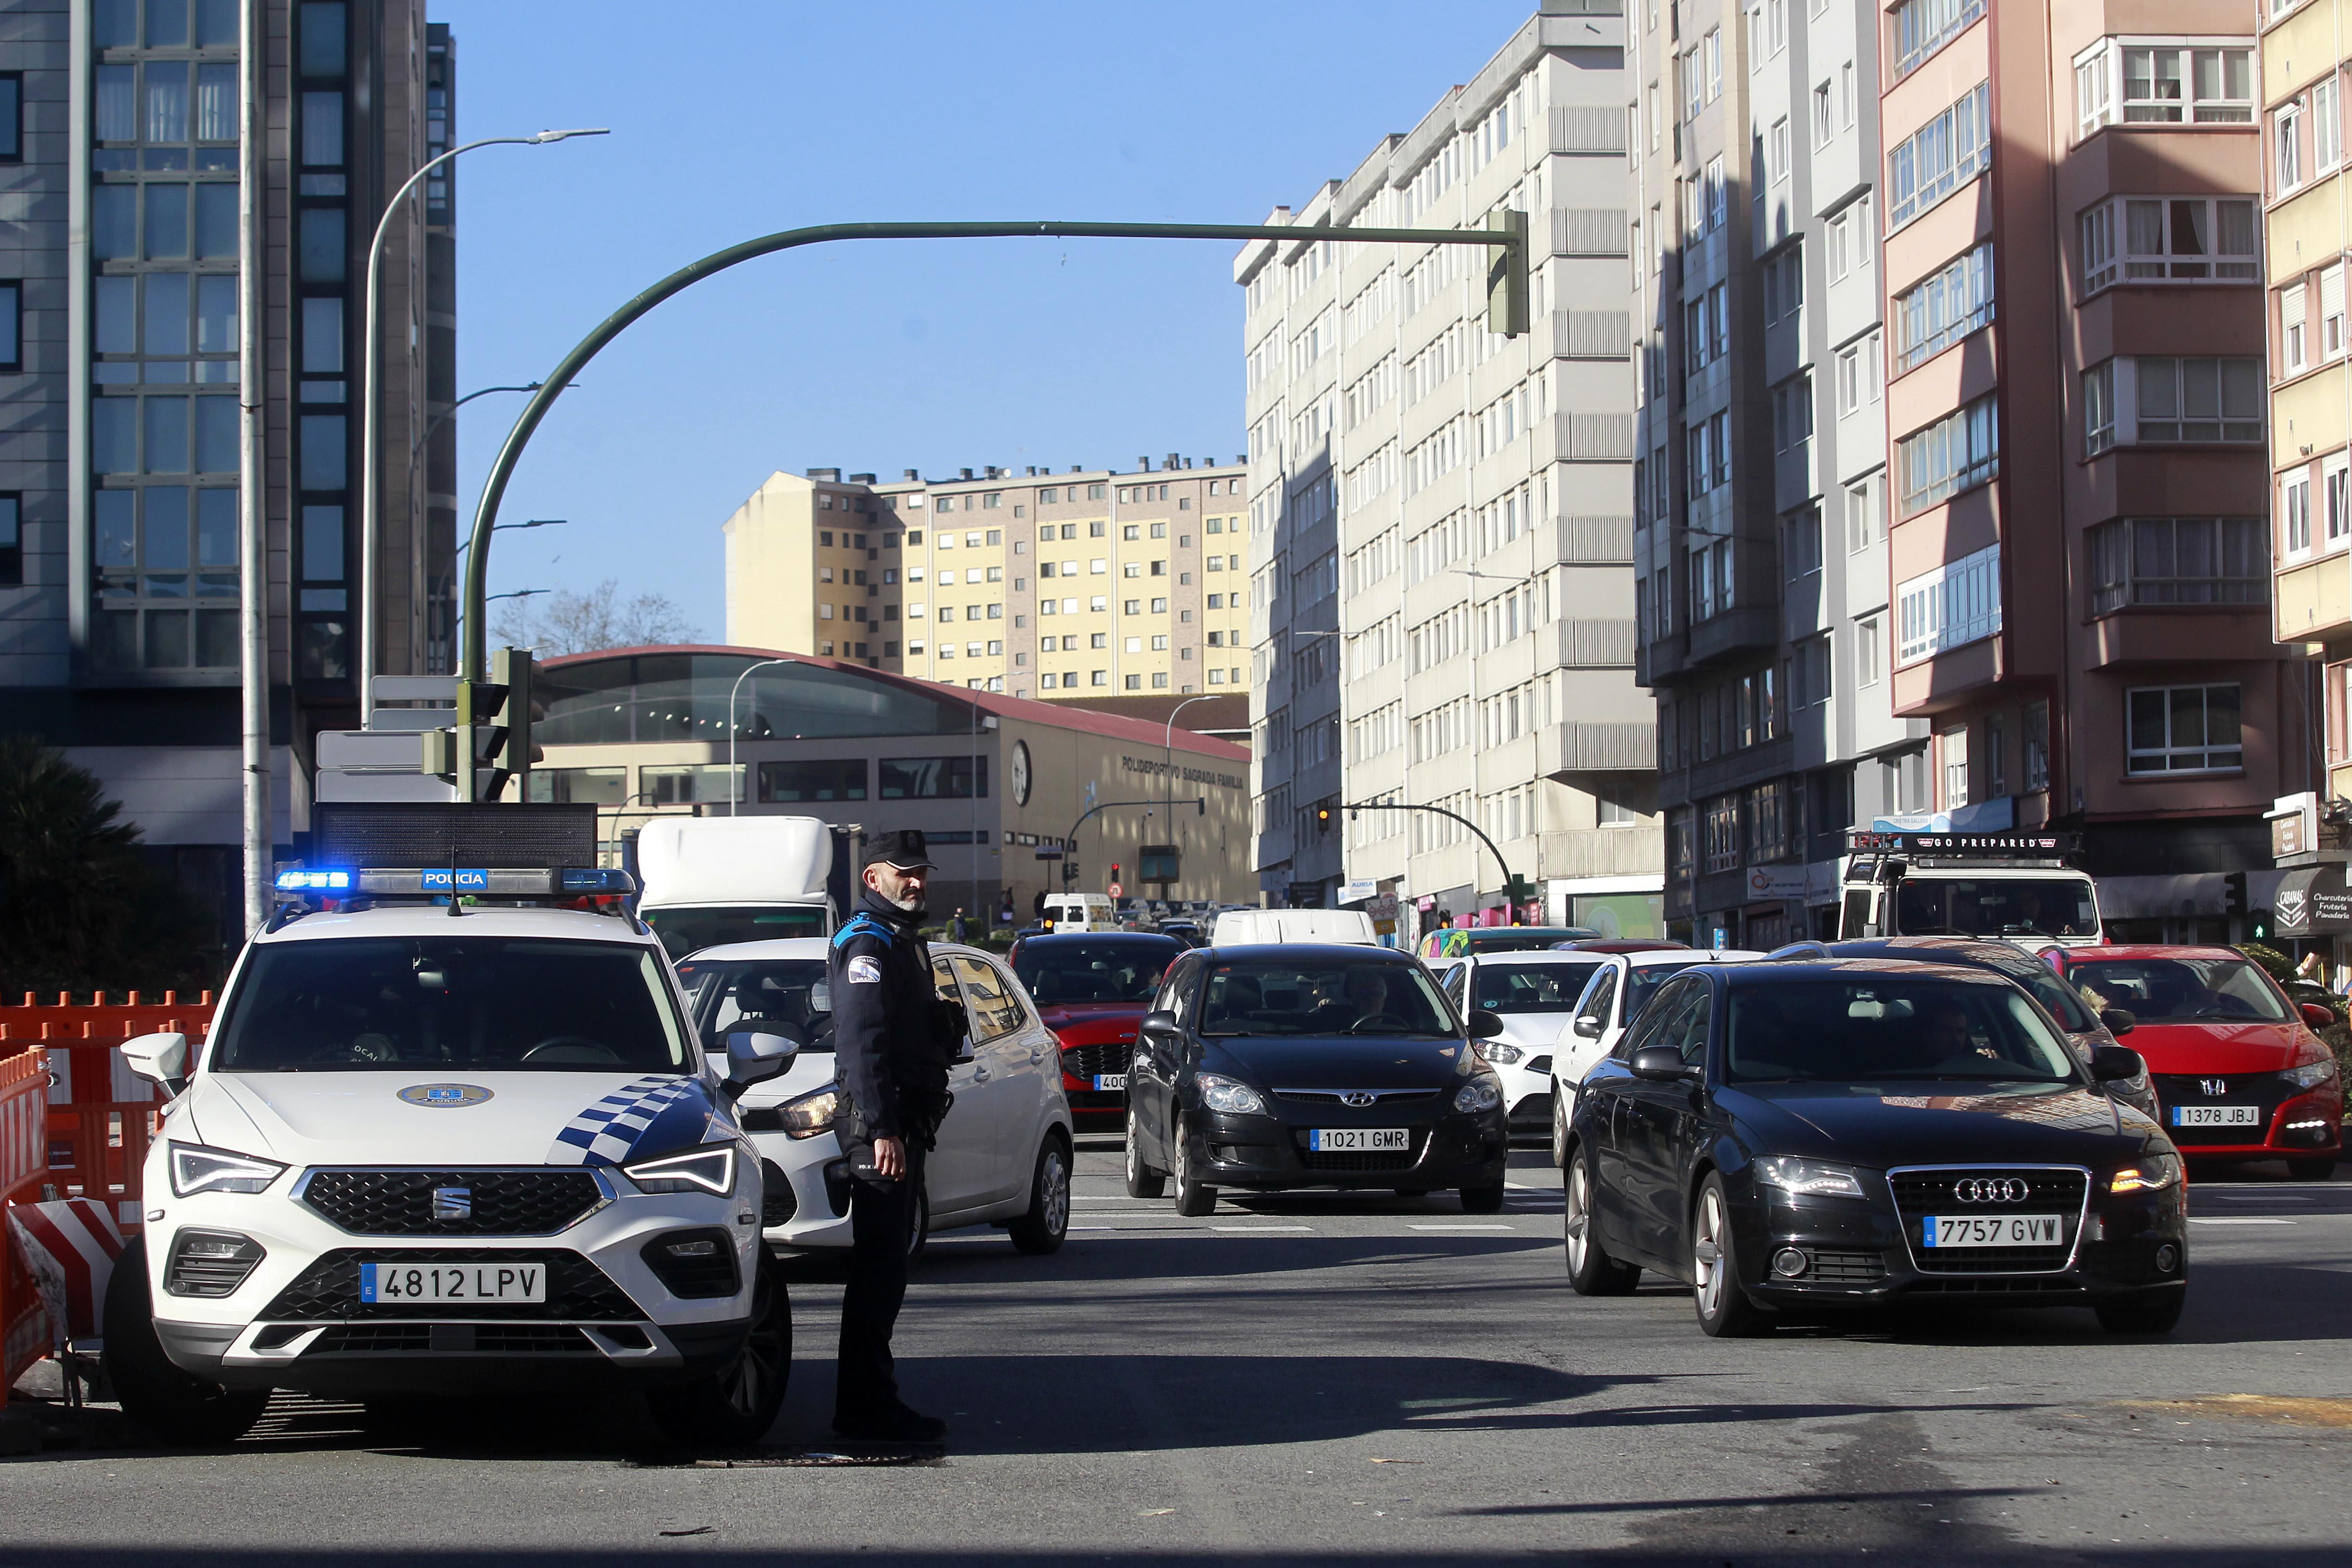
[2045,945,2344,1178]
[1007,931,1185,1128]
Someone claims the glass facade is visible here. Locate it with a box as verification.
[292,0,351,680]
[535,653,982,746]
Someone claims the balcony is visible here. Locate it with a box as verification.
[1539,825,1665,882]
[1536,721,1657,784]
[2277,554,2352,646]
[1684,603,1780,670]
[1554,618,1639,669]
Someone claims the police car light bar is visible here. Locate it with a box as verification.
[1844,830,2082,858]
[275,869,353,892]
[273,866,637,899]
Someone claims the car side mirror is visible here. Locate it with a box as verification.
[2088,1044,2145,1083]
[122,1031,188,1092]
[1629,1045,1690,1082]
[1139,1009,1182,1040]
[2099,1008,2137,1038]
[723,1030,796,1098]
[1469,1009,1506,1041]
[1571,1015,1605,1040]
[2302,1002,2338,1031]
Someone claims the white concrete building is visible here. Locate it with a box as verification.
[1235,0,1662,937]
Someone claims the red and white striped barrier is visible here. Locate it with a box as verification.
[7,1197,123,1348]
[0,1048,52,1404]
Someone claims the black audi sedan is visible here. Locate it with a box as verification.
[1563,958,2187,1338]
[1124,943,1512,1215]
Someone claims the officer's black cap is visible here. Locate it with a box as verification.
[863,829,936,871]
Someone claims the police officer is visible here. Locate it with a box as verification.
[828,829,961,1444]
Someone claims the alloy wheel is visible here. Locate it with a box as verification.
[1040,1146,1070,1239]
[1693,1186,1728,1321]
[1564,1161,1591,1275]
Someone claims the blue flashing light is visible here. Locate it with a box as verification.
[275,869,352,892]
[560,867,636,894]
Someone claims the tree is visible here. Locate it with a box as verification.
[0,736,219,997]
[492,578,701,657]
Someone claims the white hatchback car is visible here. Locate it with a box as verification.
[674,938,1074,1263]
[1548,947,1768,1162]
[108,890,796,1448]
[1431,950,1621,1134]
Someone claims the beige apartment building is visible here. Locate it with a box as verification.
[722,460,1253,728]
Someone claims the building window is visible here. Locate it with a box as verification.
[0,280,18,372]
[2079,197,2258,296]
[759,759,868,802]
[1888,82,1990,230]
[1940,729,1970,808]
[1896,393,1999,514]
[1845,474,1881,552]
[2284,281,2310,374]
[1750,780,1791,861]
[1892,0,1986,80]
[2128,684,2242,773]
[1856,616,1882,687]
[2130,356,2264,442]
[2089,517,2266,613]
[2024,700,2050,791]
[878,756,988,799]
[2282,474,2315,557]
[1703,795,1742,874]
[1896,542,2002,665]
[2318,76,2344,171]
[2083,361,2115,456]
[2279,100,2305,193]
[0,72,19,162]
[1894,242,1994,370]
[0,492,19,585]
[1772,373,1813,451]
[2075,41,2255,138]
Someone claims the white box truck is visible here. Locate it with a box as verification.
[634,816,838,959]
[1837,826,2103,950]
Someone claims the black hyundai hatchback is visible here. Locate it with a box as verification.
[1123,943,1512,1215]
[1563,958,2188,1337]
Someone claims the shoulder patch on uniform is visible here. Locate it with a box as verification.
[846,954,883,984]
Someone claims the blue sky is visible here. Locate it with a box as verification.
[434,0,1533,638]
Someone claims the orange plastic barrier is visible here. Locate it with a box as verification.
[0,992,215,1225]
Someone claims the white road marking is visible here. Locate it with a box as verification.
[1410,1223,1515,1231]
[2187,1216,2295,1225]
[1211,1225,1312,1233]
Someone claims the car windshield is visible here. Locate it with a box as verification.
[2065,957,2291,1024]
[641,905,828,961]
[1200,960,1456,1037]
[1895,877,2098,939]
[1011,939,1179,1004]
[675,957,832,1053]
[1727,978,2081,1084]
[211,938,693,1072]
[1623,961,1714,1022]
[1472,961,1605,1015]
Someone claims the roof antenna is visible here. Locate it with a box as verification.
[446,822,464,917]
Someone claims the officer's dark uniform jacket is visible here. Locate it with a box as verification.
[828,889,960,1151]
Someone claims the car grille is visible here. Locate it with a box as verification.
[303,1323,596,1355]
[1507,1091,1554,1127]
[1804,1249,1886,1284]
[300,1169,605,1237]
[1887,1167,2088,1275]
[2151,1073,2283,1145]
[1272,1088,1441,1105]
[1292,1127,1428,1172]
[1061,1042,1133,1080]
[259,1248,643,1322]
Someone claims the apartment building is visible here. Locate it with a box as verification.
[0,0,453,941]
[1636,0,1928,948]
[1235,0,1661,933]
[722,458,1252,730]
[1868,0,2297,940]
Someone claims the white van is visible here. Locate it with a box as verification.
[1209,908,1379,947]
[1041,893,1118,932]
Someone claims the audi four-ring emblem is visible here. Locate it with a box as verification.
[1952,1177,2030,1204]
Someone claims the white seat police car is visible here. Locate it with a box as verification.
[104,860,796,1447]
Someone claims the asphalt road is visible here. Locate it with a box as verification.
[6,1140,2352,1568]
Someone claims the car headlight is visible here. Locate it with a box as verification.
[623,1146,737,1196]
[776,1084,841,1139]
[2109,1154,2182,1195]
[1196,1073,1266,1115]
[1476,1040,1525,1066]
[168,1142,288,1198]
[2280,1058,2340,1091]
[1752,1155,1867,1200]
[1453,1078,1503,1114]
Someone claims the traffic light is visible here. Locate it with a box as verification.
[1109,861,1121,888]
[1315,805,1333,833]
[1485,208,1529,338]
[448,646,541,802]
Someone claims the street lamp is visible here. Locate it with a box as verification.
[361,128,609,724]
[1158,692,1222,900]
[726,658,797,816]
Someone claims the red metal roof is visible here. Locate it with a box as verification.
[535,644,1251,761]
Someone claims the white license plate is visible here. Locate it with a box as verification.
[1308,1127,1409,1152]
[2173,1104,2262,1127]
[1921,1214,2065,1249]
[359,1261,547,1303]
[1093,1074,1127,1091]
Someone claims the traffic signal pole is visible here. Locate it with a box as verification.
[1341,801,1531,924]
[457,219,1530,685]
[1058,798,1207,891]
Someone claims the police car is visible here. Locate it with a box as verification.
[104,842,796,1447]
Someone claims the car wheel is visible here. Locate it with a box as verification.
[1172,1116,1217,1217]
[1563,1146,1640,1297]
[647,1250,792,1447]
[2287,1157,2340,1181]
[1007,1133,1072,1255]
[1550,1083,1571,1169]
[1690,1173,1771,1337]
[1458,1183,1506,1213]
[2095,1289,2186,1336]
[1125,1103,1166,1198]
[906,1179,931,1267]
[101,1237,271,1446]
